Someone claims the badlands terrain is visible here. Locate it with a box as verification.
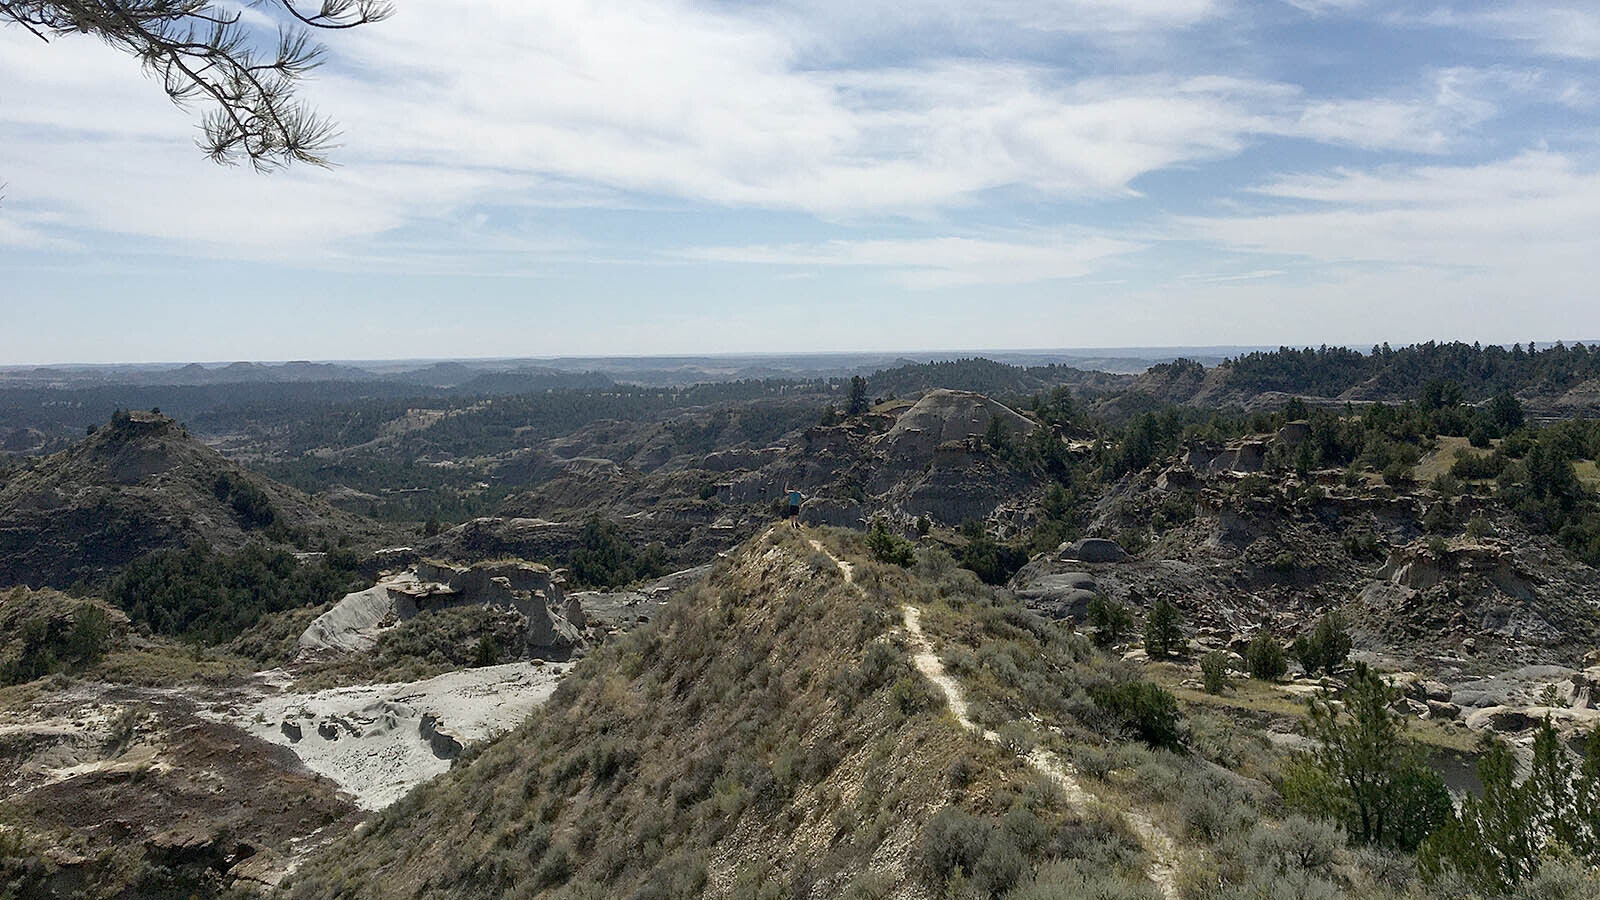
[0,343,1598,898]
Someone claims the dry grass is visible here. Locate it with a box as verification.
[1413,435,1485,484]
[1574,459,1600,491]
[280,528,1082,900]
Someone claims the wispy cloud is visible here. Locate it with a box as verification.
[1181,151,1600,270]
[683,233,1144,288]
[1423,3,1600,60]
[2,0,1516,258]
[4,0,1600,360]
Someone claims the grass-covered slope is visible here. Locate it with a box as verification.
[280,528,1156,900]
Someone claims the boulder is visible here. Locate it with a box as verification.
[1014,573,1099,620]
[145,825,224,868]
[1392,698,1429,718]
[1427,700,1461,720]
[1465,707,1540,734]
[1277,421,1311,447]
[562,595,587,630]
[419,713,464,759]
[799,497,864,528]
[1059,538,1127,564]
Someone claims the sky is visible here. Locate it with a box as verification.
[2,0,1599,364]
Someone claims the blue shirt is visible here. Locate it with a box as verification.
[788,491,803,505]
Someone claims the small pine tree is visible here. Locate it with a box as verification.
[1087,596,1134,648]
[1143,598,1184,658]
[866,520,915,567]
[1286,663,1452,850]
[984,414,1011,454]
[1200,651,1231,695]
[1293,611,1352,677]
[1245,630,1288,681]
[1420,720,1600,891]
[846,376,869,416]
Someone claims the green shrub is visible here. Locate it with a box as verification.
[1292,612,1351,677]
[1200,651,1231,695]
[1244,815,1342,876]
[375,605,529,669]
[1419,720,1600,894]
[1244,631,1287,681]
[1005,859,1157,900]
[1340,529,1383,559]
[919,807,1026,897]
[957,525,1028,584]
[1287,663,1452,851]
[1090,680,1184,750]
[1382,460,1414,487]
[212,471,277,529]
[108,542,363,643]
[1179,778,1250,843]
[865,520,915,568]
[568,518,666,589]
[0,591,117,685]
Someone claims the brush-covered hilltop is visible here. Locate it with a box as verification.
[2,341,1600,899]
[0,409,388,590]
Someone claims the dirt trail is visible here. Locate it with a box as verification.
[805,535,1179,900]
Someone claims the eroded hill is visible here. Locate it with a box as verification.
[279,530,1182,900]
[0,411,386,589]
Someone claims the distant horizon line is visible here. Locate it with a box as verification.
[6,339,1597,371]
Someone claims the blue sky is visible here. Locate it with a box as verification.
[2,0,1599,364]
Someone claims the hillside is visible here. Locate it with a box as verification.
[1013,432,1600,669]
[279,529,1191,900]
[0,410,384,589]
[273,524,1597,900]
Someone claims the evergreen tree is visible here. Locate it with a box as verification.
[1142,598,1184,658]
[846,376,869,416]
[1420,720,1600,892]
[1086,596,1134,648]
[1286,663,1452,850]
[2,2,391,170]
[1245,630,1288,680]
[865,520,914,567]
[1293,611,1352,677]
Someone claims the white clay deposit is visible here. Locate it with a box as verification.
[203,661,569,810]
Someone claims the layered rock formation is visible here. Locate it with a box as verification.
[299,559,580,657]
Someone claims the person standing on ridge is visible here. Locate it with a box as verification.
[785,485,804,528]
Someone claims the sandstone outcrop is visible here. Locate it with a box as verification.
[299,559,579,656]
[876,389,1035,461]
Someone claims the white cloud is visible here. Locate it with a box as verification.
[318,4,1278,214]
[1280,0,1368,14]
[789,0,1223,36]
[0,0,1577,291]
[0,0,1298,252]
[683,233,1144,287]
[1180,151,1600,278]
[1423,3,1600,60]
